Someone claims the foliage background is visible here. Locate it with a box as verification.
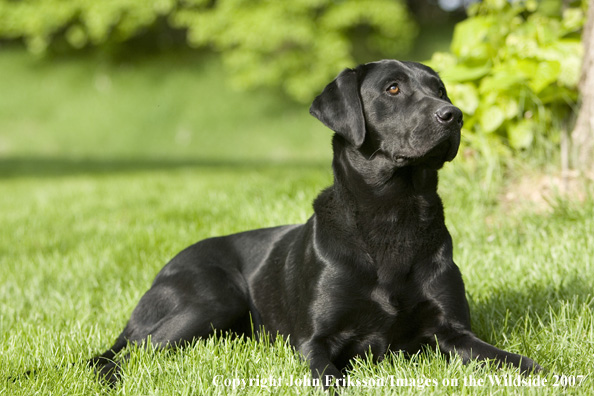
[429,0,586,165]
[1,0,586,161]
[0,0,417,102]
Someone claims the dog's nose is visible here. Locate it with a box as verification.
[435,106,463,126]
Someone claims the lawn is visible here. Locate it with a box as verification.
[1,47,593,395]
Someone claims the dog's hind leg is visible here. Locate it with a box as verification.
[124,266,250,345]
[91,332,127,364]
[92,265,250,384]
[89,332,128,385]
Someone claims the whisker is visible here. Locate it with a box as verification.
[368,147,382,160]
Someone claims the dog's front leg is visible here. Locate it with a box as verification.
[310,359,343,390]
[300,341,343,389]
[435,330,542,374]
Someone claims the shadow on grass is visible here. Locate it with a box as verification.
[0,156,329,179]
[469,275,592,343]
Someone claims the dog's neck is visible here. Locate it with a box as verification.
[331,145,444,229]
[331,137,441,205]
[328,137,447,273]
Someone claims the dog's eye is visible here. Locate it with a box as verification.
[387,84,400,95]
[438,88,445,98]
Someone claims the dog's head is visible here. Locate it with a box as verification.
[310,60,462,170]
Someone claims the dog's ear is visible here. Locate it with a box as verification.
[309,68,366,148]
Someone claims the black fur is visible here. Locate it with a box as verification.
[92,60,541,386]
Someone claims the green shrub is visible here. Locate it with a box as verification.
[428,0,586,161]
[0,0,417,102]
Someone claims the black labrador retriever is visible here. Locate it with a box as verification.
[92,59,541,386]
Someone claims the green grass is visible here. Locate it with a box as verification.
[1,47,593,395]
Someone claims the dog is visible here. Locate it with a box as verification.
[91,59,541,386]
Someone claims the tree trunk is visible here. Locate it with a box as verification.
[571,1,594,176]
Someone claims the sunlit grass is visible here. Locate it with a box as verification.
[0,47,330,162]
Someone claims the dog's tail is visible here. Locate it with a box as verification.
[87,332,128,386]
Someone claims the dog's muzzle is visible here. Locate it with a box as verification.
[435,105,463,128]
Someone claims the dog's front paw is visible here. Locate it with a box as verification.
[520,358,543,375]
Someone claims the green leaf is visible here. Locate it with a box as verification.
[515,59,538,79]
[426,52,458,74]
[508,119,534,149]
[561,8,585,34]
[450,17,492,59]
[545,39,583,88]
[529,61,561,93]
[499,97,519,119]
[447,83,480,115]
[440,62,492,83]
[479,106,505,133]
[479,73,525,95]
[484,0,508,11]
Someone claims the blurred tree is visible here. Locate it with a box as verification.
[0,0,179,52]
[0,0,417,102]
[571,0,594,173]
[173,0,417,102]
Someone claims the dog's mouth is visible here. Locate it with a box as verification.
[393,135,459,169]
[423,138,455,163]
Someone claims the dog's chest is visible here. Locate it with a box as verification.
[333,280,439,358]
[370,285,399,316]
[359,220,440,278]
[328,293,434,368]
